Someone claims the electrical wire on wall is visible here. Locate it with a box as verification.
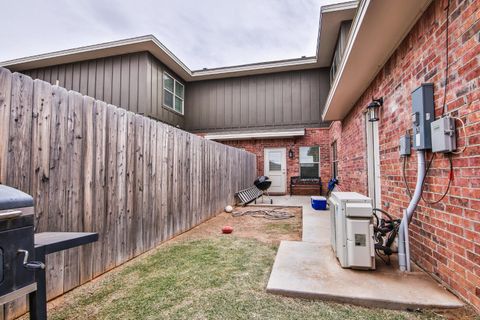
[402,156,412,199]
[420,153,453,205]
[401,0,469,205]
[441,0,451,117]
[450,116,467,155]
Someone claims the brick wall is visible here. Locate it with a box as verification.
[329,0,479,310]
[206,128,331,195]
[329,117,368,194]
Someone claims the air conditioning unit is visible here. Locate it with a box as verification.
[329,192,375,270]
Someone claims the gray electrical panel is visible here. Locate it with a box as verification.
[412,84,434,150]
[399,135,411,156]
[431,116,456,153]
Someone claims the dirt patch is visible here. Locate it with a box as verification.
[172,206,302,244]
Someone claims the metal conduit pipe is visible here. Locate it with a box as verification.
[398,150,426,272]
[405,213,411,272]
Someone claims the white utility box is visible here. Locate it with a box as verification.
[431,116,456,153]
[329,192,375,270]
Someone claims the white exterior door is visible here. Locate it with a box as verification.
[264,148,287,194]
[365,115,381,208]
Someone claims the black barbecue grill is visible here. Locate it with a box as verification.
[254,176,273,204]
[0,185,41,305]
[0,185,99,320]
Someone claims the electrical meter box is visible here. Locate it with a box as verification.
[412,84,434,150]
[431,116,456,153]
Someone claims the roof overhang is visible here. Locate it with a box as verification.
[322,0,433,121]
[316,1,358,66]
[0,2,358,82]
[0,36,193,81]
[204,128,305,141]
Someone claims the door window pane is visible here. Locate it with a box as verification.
[268,152,282,171]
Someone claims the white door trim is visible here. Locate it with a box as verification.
[365,115,381,208]
[264,148,287,194]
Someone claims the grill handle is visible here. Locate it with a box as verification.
[0,210,21,220]
[17,249,46,271]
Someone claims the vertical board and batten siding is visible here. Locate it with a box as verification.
[185,68,331,132]
[145,54,185,128]
[0,68,256,320]
[21,52,185,129]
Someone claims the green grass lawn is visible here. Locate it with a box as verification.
[49,236,444,320]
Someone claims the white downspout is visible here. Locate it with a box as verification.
[398,150,426,272]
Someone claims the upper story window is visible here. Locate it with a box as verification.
[163,72,184,114]
[330,20,353,85]
[299,146,320,179]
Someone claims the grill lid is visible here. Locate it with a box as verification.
[0,185,34,210]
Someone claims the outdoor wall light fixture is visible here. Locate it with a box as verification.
[367,97,383,122]
[289,148,295,159]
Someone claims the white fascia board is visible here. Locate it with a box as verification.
[321,0,370,121]
[322,0,433,121]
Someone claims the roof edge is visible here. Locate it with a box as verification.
[204,128,306,141]
[322,0,433,121]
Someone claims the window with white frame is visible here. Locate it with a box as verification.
[331,141,338,179]
[299,146,320,179]
[163,72,184,114]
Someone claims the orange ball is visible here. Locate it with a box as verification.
[222,226,233,234]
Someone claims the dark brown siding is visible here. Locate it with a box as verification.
[22,52,185,128]
[185,68,330,132]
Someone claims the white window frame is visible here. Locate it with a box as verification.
[163,71,184,115]
[299,146,320,178]
[331,140,339,179]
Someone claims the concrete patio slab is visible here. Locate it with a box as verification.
[267,241,464,310]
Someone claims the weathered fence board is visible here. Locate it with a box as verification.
[92,100,107,278]
[80,96,95,284]
[0,69,12,185]
[125,111,136,259]
[116,108,127,265]
[0,68,256,319]
[63,91,85,294]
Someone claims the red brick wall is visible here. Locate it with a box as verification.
[329,117,368,194]
[329,0,479,310]
[203,128,331,195]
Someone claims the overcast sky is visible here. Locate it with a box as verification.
[1,0,346,70]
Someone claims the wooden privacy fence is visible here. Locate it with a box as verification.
[0,68,256,319]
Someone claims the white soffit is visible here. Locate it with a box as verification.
[322,0,433,121]
[204,129,305,141]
